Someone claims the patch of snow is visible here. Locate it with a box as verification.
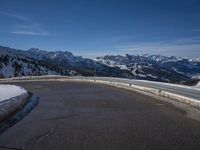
[172,67,185,75]
[192,76,200,79]
[135,79,200,91]
[116,65,128,70]
[138,74,147,78]
[0,85,27,102]
[196,82,200,88]
[147,74,157,79]
[95,58,128,70]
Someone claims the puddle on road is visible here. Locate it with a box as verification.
[0,95,39,135]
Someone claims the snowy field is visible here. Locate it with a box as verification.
[196,82,200,88]
[0,85,27,102]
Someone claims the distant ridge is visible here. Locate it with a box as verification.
[0,45,200,84]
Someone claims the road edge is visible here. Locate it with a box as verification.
[0,76,199,112]
[0,92,31,122]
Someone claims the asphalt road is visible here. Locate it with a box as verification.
[0,81,200,150]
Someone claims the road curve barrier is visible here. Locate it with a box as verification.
[0,75,200,109]
[0,91,30,122]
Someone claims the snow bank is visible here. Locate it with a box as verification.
[196,82,200,88]
[0,85,29,122]
[0,85,27,102]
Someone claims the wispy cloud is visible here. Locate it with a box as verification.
[11,23,49,36]
[0,11,28,21]
[11,31,48,36]
[0,11,50,36]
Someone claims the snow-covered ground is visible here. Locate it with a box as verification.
[196,82,200,88]
[0,85,27,102]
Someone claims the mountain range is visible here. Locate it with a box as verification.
[0,45,199,85]
[96,54,200,84]
[0,45,129,78]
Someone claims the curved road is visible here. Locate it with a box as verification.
[0,81,200,150]
[93,77,200,100]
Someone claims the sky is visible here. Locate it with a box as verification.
[0,0,200,58]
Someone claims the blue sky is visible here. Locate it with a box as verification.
[0,0,200,58]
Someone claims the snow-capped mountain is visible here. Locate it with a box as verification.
[25,48,94,68]
[1,45,199,84]
[96,54,200,83]
[0,46,130,78]
[0,52,60,78]
[0,45,72,78]
[21,47,130,77]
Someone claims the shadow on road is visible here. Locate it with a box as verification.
[0,94,39,135]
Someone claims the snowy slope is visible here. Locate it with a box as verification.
[96,54,200,83]
[0,54,59,78]
[0,45,130,78]
[0,85,27,102]
[1,45,200,84]
[196,82,200,88]
[0,46,67,78]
